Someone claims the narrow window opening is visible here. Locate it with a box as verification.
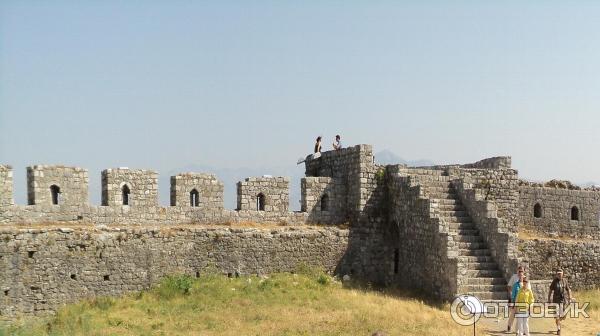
[195,271,200,278]
[533,203,542,218]
[122,185,130,206]
[393,248,400,274]
[320,194,329,211]
[571,206,580,221]
[50,185,61,205]
[190,189,199,207]
[103,275,110,281]
[28,251,35,258]
[3,290,8,296]
[70,274,77,280]
[256,193,266,211]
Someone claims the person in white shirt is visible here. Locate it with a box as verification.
[333,135,342,150]
[507,265,526,332]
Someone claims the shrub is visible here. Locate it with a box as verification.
[317,274,330,286]
[156,274,194,299]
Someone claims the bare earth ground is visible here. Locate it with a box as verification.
[478,310,600,336]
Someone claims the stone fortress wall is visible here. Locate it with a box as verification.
[0,158,353,226]
[1,144,600,319]
[519,186,600,238]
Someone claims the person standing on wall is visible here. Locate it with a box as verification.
[333,134,342,150]
[314,136,322,153]
[548,269,572,335]
[507,265,526,332]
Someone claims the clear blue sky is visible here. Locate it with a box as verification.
[1,1,600,205]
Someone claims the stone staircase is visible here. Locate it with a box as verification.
[410,170,508,301]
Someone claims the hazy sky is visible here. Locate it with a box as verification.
[1,1,600,205]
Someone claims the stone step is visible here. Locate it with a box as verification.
[453,229,479,236]
[424,188,454,194]
[458,241,487,250]
[467,291,509,301]
[459,284,508,293]
[465,277,506,286]
[438,204,466,211]
[439,210,468,217]
[423,185,453,191]
[437,199,460,205]
[465,269,504,278]
[428,193,459,200]
[444,216,473,224]
[453,235,484,243]
[459,248,492,256]
[463,262,499,270]
[458,255,494,263]
[450,223,477,230]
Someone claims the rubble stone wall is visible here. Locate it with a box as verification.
[0,226,349,318]
[519,186,600,238]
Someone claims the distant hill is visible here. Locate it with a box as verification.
[374,149,434,167]
[163,150,433,210]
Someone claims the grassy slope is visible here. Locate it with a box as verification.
[1,273,598,336]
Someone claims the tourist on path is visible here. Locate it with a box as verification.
[507,265,525,332]
[548,269,572,335]
[333,134,342,150]
[514,276,534,336]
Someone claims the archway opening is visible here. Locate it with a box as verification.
[256,193,266,211]
[190,189,199,207]
[534,203,542,218]
[50,185,61,205]
[122,185,131,206]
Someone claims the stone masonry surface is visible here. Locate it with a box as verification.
[101,169,158,207]
[27,166,89,207]
[0,226,348,319]
[1,144,599,318]
[170,173,224,209]
[301,177,347,224]
[519,186,600,238]
[0,165,13,207]
[236,177,289,213]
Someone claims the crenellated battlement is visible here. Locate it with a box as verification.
[2,144,600,319]
[0,145,373,226]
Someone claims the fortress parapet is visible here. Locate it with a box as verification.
[101,168,158,207]
[236,176,289,213]
[0,165,13,206]
[26,165,88,206]
[170,173,224,209]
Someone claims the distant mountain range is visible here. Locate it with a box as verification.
[374,149,435,167]
[9,149,600,209]
[160,150,435,210]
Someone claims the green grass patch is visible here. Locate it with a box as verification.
[3,272,597,336]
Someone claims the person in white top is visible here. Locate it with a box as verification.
[333,135,342,150]
[507,265,526,332]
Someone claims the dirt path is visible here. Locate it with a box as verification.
[478,314,600,336]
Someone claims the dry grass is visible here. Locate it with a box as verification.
[1,221,348,232]
[0,272,476,336]
[2,272,597,336]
